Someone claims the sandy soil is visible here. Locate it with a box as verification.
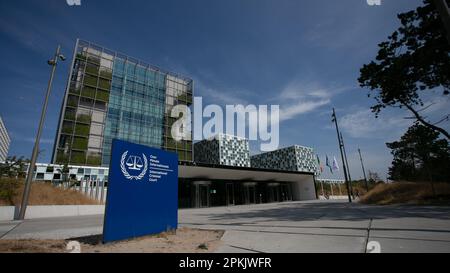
[0,228,224,253]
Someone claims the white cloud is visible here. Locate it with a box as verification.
[276,80,353,122]
[9,131,54,145]
[194,80,250,105]
[339,109,411,139]
[194,78,354,130]
[280,99,330,122]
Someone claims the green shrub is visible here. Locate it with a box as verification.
[0,178,20,206]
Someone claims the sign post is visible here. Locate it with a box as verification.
[103,139,178,243]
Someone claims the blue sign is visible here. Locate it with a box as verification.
[103,139,178,243]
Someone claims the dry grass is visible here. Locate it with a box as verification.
[359,182,450,205]
[0,228,224,253]
[0,180,98,206]
[0,240,67,253]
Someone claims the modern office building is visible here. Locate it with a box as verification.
[194,134,251,168]
[29,161,317,208]
[52,39,193,167]
[45,39,318,208]
[251,145,319,174]
[0,116,11,162]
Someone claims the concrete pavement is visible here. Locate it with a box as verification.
[1,200,450,253]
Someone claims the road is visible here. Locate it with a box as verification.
[1,200,450,253]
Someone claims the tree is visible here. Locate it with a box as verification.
[359,0,450,140]
[0,156,29,178]
[368,171,382,184]
[386,123,450,183]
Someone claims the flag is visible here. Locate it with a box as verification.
[333,156,340,172]
[316,155,324,173]
[326,155,333,174]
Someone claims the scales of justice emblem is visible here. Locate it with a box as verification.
[120,151,148,180]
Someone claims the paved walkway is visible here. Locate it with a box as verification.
[1,200,450,253]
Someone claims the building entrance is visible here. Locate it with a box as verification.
[226,183,235,206]
[193,181,211,208]
[267,183,281,203]
[281,183,293,202]
[243,182,257,204]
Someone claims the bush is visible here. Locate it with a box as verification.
[0,178,21,205]
[1,180,99,206]
[359,181,450,205]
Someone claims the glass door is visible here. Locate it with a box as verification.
[226,183,235,206]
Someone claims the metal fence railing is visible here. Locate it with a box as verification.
[77,179,108,204]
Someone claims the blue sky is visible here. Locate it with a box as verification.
[1,0,448,180]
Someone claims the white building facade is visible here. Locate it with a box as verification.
[0,117,11,162]
[194,134,251,168]
[251,145,319,174]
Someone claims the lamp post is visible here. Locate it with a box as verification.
[358,148,369,192]
[332,108,352,203]
[340,132,354,199]
[18,45,66,220]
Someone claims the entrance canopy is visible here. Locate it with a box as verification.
[178,162,314,183]
[178,162,318,202]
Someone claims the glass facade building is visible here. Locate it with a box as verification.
[52,39,193,167]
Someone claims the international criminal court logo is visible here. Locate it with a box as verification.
[120,151,148,180]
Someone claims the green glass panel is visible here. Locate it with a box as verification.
[71,151,86,164]
[56,150,69,164]
[67,95,79,107]
[72,137,88,150]
[69,87,81,95]
[98,78,111,90]
[75,123,90,136]
[85,63,99,75]
[62,121,74,134]
[81,86,96,99]
[99,68,113,79]
[84,74,98,87]
[185,152,192,161]
[87,155,102,166]
[87,55,100,65]
[64,109,76,121]
[77,114,91,124]
[167,138,176,149]
[96,90,110,102]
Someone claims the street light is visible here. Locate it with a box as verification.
[18,45,65,220]
[332,108,352,203]
[358,148,369,192]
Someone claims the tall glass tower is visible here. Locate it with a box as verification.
[52,39,193,167]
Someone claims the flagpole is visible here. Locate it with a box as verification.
[340,132,354,199]
[358,148,369,192]
[332,108,352,203]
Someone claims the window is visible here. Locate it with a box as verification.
[82,86,96,99]
[88,135,102,149]
[85,62,99,75]
[84,74,98,87]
